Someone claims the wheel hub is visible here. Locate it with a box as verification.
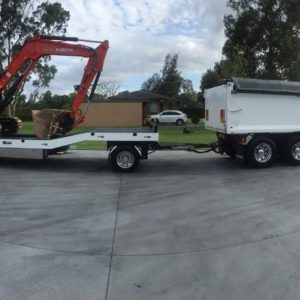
[116,151,134,169]
[254,143,272,163]
[292,143,300,160]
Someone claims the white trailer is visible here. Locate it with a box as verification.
[0,126,215,172]
[0,128,160,172]
[205,77,300,167]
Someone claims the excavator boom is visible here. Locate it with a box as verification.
[0,34,109,138]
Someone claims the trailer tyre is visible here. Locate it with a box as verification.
[246,137,277,168]
[283,136,300,165]
[110,146,140,172]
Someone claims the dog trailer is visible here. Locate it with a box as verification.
[205,77,300,167]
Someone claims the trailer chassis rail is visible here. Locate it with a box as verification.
[154,142,221,154]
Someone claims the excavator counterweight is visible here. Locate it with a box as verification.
[0,34,109,138]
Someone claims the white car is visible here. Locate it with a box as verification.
[149,110,188,126]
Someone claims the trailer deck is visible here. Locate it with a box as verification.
[0,126,219,171]
[0,127,159,150]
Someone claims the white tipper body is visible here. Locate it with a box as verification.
[204,82,300,134]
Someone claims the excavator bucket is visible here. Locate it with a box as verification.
[32,109,74,139]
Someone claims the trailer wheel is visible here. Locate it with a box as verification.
[246,137,277,168]
[283,136,300,165]
[110,146,140,172]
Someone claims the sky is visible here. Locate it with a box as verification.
[41,0,230,95]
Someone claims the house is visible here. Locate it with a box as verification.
[80,90,180,127]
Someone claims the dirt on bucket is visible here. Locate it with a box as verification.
[32,109,74,139]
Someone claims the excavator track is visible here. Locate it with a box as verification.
[0,117,22,135]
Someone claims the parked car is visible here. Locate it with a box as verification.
[147,110,188,126]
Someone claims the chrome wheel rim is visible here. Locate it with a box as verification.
[292,142,300,161]
[116,151,134,169]
[254,143,272,163]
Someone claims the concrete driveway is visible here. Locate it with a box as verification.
[1,150,300,300]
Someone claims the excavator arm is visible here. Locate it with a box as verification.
[0,34,109,138]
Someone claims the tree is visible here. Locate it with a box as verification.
[223,0,300,80]
[201,0,300,97]
[96,81,121,97]
[141,73,161,93]
[142,54,202,109]
[38,90,72,110]
[159,53,182,97]
[200,56,248,93]
[179,79,201,108]
[0,0,70,116]
[200,69,220,92]
[142,53,183,97]
[181,79,194,94]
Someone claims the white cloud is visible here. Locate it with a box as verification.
[32,0,230,94]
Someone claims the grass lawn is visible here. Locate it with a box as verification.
[158,126,216,144]
[20,122,216,150]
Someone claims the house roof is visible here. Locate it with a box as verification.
[232,77,300,96]
[108,90,180,102]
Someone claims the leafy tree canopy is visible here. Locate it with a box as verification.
[142,54,201,108]
[141,73,161,93]
[201,0,300,93]
[142,53,182,97]
[38,90,72,109]
[179,79,202,109]
[224,0,300,80]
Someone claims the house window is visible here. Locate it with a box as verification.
[150,100,158,113]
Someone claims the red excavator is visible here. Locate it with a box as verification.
[0,34,109,138]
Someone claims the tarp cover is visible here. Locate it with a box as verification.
[232,77,300,96]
